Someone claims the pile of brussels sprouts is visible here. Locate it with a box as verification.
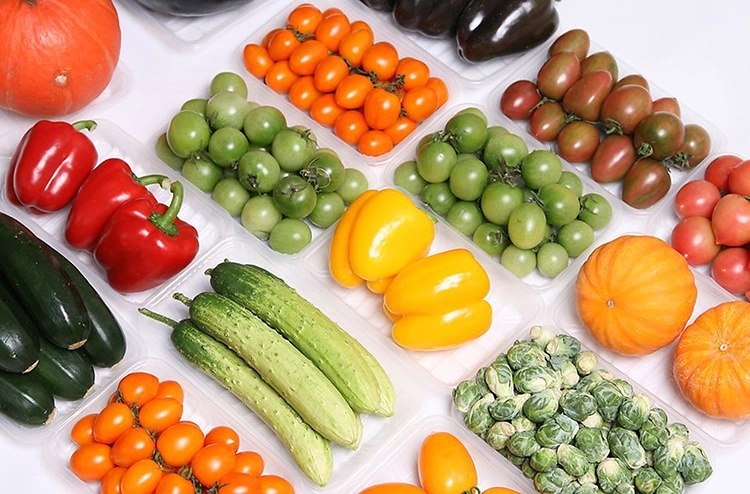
[453,327,713,494]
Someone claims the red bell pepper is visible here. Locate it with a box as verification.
[7,120,98,213]
[93,181,199,293]
[64,158,170,251]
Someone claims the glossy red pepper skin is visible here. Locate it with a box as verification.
[8,120,98,213]
[64,158,169,251]
[93,184,199,294]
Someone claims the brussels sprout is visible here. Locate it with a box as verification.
[465,393,495,435]
[591,380,625,422]
[577,369,614,393]
[653,435,685,480]
[507,430,541,457]
[546,334,581,359]
[513,415,538,433]
[557,444,591,477]
[613,484,635,494]
[522,458,538,478]
[640,409,669,451]
[485,420,516,450]
[531,447,558,473]
[660,473,683,492]
[560,481,581,494]
[667,423,690,443]
[575,484,602,494]
[648,408,669,428]
[537,414,579,448]
[494,352,509,366]
[645,449,654,467]
[596,458,631,494]
[679,442,713,484]
[524,388,561,423]
[617,394,653,430]
[575,427,610,463]
[507,340,549,370]
[453,380,482,414]
[534,468,574,494]
[530,325,558,348]
[653,485,679,494]
[573,351,598,376]
[608,427,647,469]
[485,360,515,399]
[558,361,581,388]
[560,390,598,422]
[475,366,492,394]
[581,412,605,429]
[612,379,634,399]
[515,366,560,394]
[634,467,662,493]
[577,464,596,486]
[490,394,531,421]
[502,449,526,467]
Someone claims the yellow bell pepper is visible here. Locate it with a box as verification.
[329,189,378,288]
[366,276,394,294]
[392,300,493,351]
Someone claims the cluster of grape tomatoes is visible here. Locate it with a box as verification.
[68,372,293,494]
[500,28,711,210]
[671,155,750,298]
[242,3,448,157]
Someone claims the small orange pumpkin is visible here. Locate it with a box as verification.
[576,235,697,355]
[674,301,750,420]
[0,0,121,116]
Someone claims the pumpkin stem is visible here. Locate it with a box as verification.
[607,300,615,308]
[720,343,728,352]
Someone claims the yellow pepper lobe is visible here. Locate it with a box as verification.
[329,189,378,288]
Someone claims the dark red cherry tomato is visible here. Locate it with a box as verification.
[562,70,613,121]
[556,121,600,164]
[580,51,618,82]
[599,84,653,135]
[673,180,721,220]
[704,154,742,193]
[673,124,711,169]
[652,97,681,117]
[548,28,590,61]
[500,80,541,120]
[612,74,649,92]
[621,158,670,209]
[671,216,720,266]
[529,101,566,142]
[633,111,685,160]
[590,134,637,183]
[537,52,581,101]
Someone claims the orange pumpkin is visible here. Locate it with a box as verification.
[0,0,121,116]
[576,235,697,355]
[674,301,750,420]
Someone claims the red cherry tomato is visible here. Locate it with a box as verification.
[286,4,323,34]
[358,130,393,157]
[711,247,750,294]
[361,42,399,81]
[120,459,163,494]
[727,159,750,196]
[334,110,370,146]
[155,473,195,494]
[673,180,721,220]
[395,58,430,91]
[711,194,750,246]
[670,216,721,266]
[93,402,135,444]
[288,76,324,111]
[704,154,742,193]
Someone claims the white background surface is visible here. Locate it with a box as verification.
[2,0,750,491]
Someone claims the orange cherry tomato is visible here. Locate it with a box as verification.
[138,397,184,434]
[118,372,159,407]
[261,28,283,48]
[93,402,135,444]
[418,432,478,494]
[108,392,119,405]
[155,380,184,403]
[267,29,301,62]
[258,475,295,494]
[111,427,156,468]
[286,4,323,34]
[101,466,127,494]
[425,77,449,108]
[362,42,399,81]
[384,115,417,145]
[334,74,374,109]
[402,86,438,122]
[310,94,346,127]
[233,451,265,477]
[359,484,427,494]
[358,130,393,157]
[321,7,344,19]
[288,39,329,76]
[338,28,373,67]
[218,472,262,494]
[156,422,205,468]
[350,20,373,35]
[395,58,430,91]
[191,444,236,488]
[334,110,370,146]
[205,426,240,454]
[313,55,350,93]
[243,44,274,79]
[120,459,163,494]
[70,442,115,482]
[363,87,401,130]
[482,489,521,494]
[265,61,300,93]
[71,413,97,446]
[155,473,195,494]
[288,76,323,111]
[314,13,351,52]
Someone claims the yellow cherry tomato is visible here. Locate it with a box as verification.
[418,432,478,494]
[392,300,492,351]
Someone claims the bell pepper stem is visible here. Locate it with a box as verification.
[136,174,171,189]
[138,308,178,329]
[71,120,97,132]
[173,293,193,307]
[149,181,185,236]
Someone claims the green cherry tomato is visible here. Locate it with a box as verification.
[208,127,250,168]
[271,127,317,172]
[237,150,281,193]
[481,182,524,225]
[241,195,282,240]
[537,242,569,278]
[393,160,428,195]
[446,201,484,237]
[181,98,208,117]
[272,175,318,219]
[579,193,613,230]
[445,112,488,154]
[557,220,595,257]
[539,183,581,226]
[485,125,509,143]
[309,192,346,228]
[473,223,510,257]
[212,178,252,217]
[336,168,368,204]
[155,133,185,170]
[210,71,249,98]
[243,106,287,146]
[483,133,528,170]
[557,170,584,197]
[501,245,537,278]
[303,152,345,193]
[420,182,457,216]
[269,218,312,254]
[416,131,443,154]
[457,153,479,162]
[206,91,253,130]
[508,202,547,249]
[417,141,458,183]
[521,150,563,190]
[455,107,488,125]
[181,152,223,192]
[223,167,239,179]
[449,158,489,201]
[167,110,211,158]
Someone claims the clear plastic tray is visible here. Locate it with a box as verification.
[382,103,629,294]
[232,0,463,167]
[487,38,727,218]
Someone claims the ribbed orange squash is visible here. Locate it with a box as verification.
[674,301,750,420]
[576,235,697,355]
[0,0,121,116]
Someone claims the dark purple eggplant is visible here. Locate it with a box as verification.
[359,0,397,12]
[456,0,559,62]
[133,0,252,16]
[393,0,474,38]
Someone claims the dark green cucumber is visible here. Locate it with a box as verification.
[0,282,40,374]
[182,291,362,449]
[0,371,56,426]
[0,213,90,350]
[32,337,95,401]
[50,248,126,367]
[169,318,333,486]
[209,262,395,416]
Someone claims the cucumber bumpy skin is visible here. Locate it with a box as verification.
[208,261,395,417]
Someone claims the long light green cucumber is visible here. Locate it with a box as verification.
[208,261,395,417]
[176,292,363,449]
